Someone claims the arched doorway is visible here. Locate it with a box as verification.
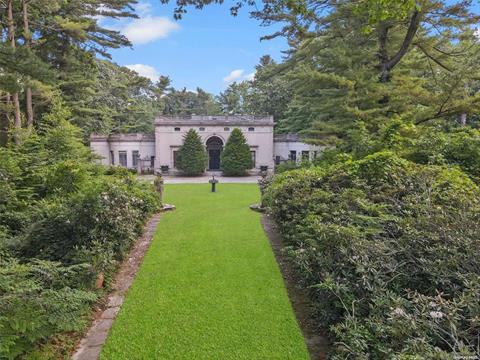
[206,136,223,170]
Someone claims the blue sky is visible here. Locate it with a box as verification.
[103,1,288,94]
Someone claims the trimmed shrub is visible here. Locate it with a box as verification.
[264,152,480,358]
[220,128,253,176]
[176,129,207,176]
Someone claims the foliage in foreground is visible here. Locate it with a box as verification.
[0,105,161,358]
[263,152,480,358]
[221,128,253,176]
[176,129,208,176]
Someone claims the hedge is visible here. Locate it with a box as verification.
[263,151,480,358]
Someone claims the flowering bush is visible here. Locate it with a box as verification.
[20,175,160,263]
[264,151,480,358]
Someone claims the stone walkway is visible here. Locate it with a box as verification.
[138,174,261,184]
[72,213,162,360]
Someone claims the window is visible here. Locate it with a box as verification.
[150,156,155,168]
[199,127,205,131]
[248,127,255,132]
[289,150,297,162]
[110,150,114,165]
[275,156,281,165]
[302,150,309,161]
[132,150,139,167]
[173,151,179,168]
[119,151,127,167]
[250,151,256,168]
[224,127,230,131]
[174,127,181,131]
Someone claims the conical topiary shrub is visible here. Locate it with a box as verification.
[177,129,207,176]
[221,128,253,176]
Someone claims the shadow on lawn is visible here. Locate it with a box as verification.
[262,215,330,360]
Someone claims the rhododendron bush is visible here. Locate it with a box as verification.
[263,152,480,358]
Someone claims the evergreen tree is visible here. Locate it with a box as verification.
[163,87,220,115]
[0,0,137,145]
[247,55,293,123]
[221,128,252,176]
[217,82,250,114]
[176,129,207,176]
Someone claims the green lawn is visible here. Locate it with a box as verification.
[100,184,309,359]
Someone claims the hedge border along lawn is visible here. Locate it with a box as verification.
[100,184,309,359]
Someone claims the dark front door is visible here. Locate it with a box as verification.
[209,149,221,170]
[206,136,224,170]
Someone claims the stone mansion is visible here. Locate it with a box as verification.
[90,115,322,174]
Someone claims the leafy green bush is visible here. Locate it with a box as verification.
[176,129,207,176]
[0,102,161,358]
[0,254,97,359]
[220,128,253,176]
[264,152,480,358]
[274,160,299,173]
[19,175,160,262]
[275,159,314,174]
[403,127,480,180]
[344,120,480,181]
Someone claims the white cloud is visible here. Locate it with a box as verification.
[223,69,256,83]
[122,16,180,45]
[126,64,160,81]
[135,1,152,16]
[223,69,245,83]
[244,72,255,81]
[99,1,179,45]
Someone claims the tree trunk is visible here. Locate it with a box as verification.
[378,25,390,83]
[22,0,34,128]
[457,113,467,126]
[7,0,22,141]
[0,93,10,147]
[377,10,421,83]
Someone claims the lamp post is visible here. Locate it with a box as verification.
[209,175,219,192]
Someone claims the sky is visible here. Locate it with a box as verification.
[102,1,288,94]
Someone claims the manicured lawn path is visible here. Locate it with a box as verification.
[100,184,309,359]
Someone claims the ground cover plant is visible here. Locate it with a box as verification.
[100,184,309,359]
[263,151,480,359]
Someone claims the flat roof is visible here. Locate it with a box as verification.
[90,133,155,142]
[155,115,274,126]
[274,133,301,142]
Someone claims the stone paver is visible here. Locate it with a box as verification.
[72,213,162,360]
[101,307,120,319]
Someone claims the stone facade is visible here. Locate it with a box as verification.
[90,133,155,171]
[273,133,324,165]
[90,115,322,174]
